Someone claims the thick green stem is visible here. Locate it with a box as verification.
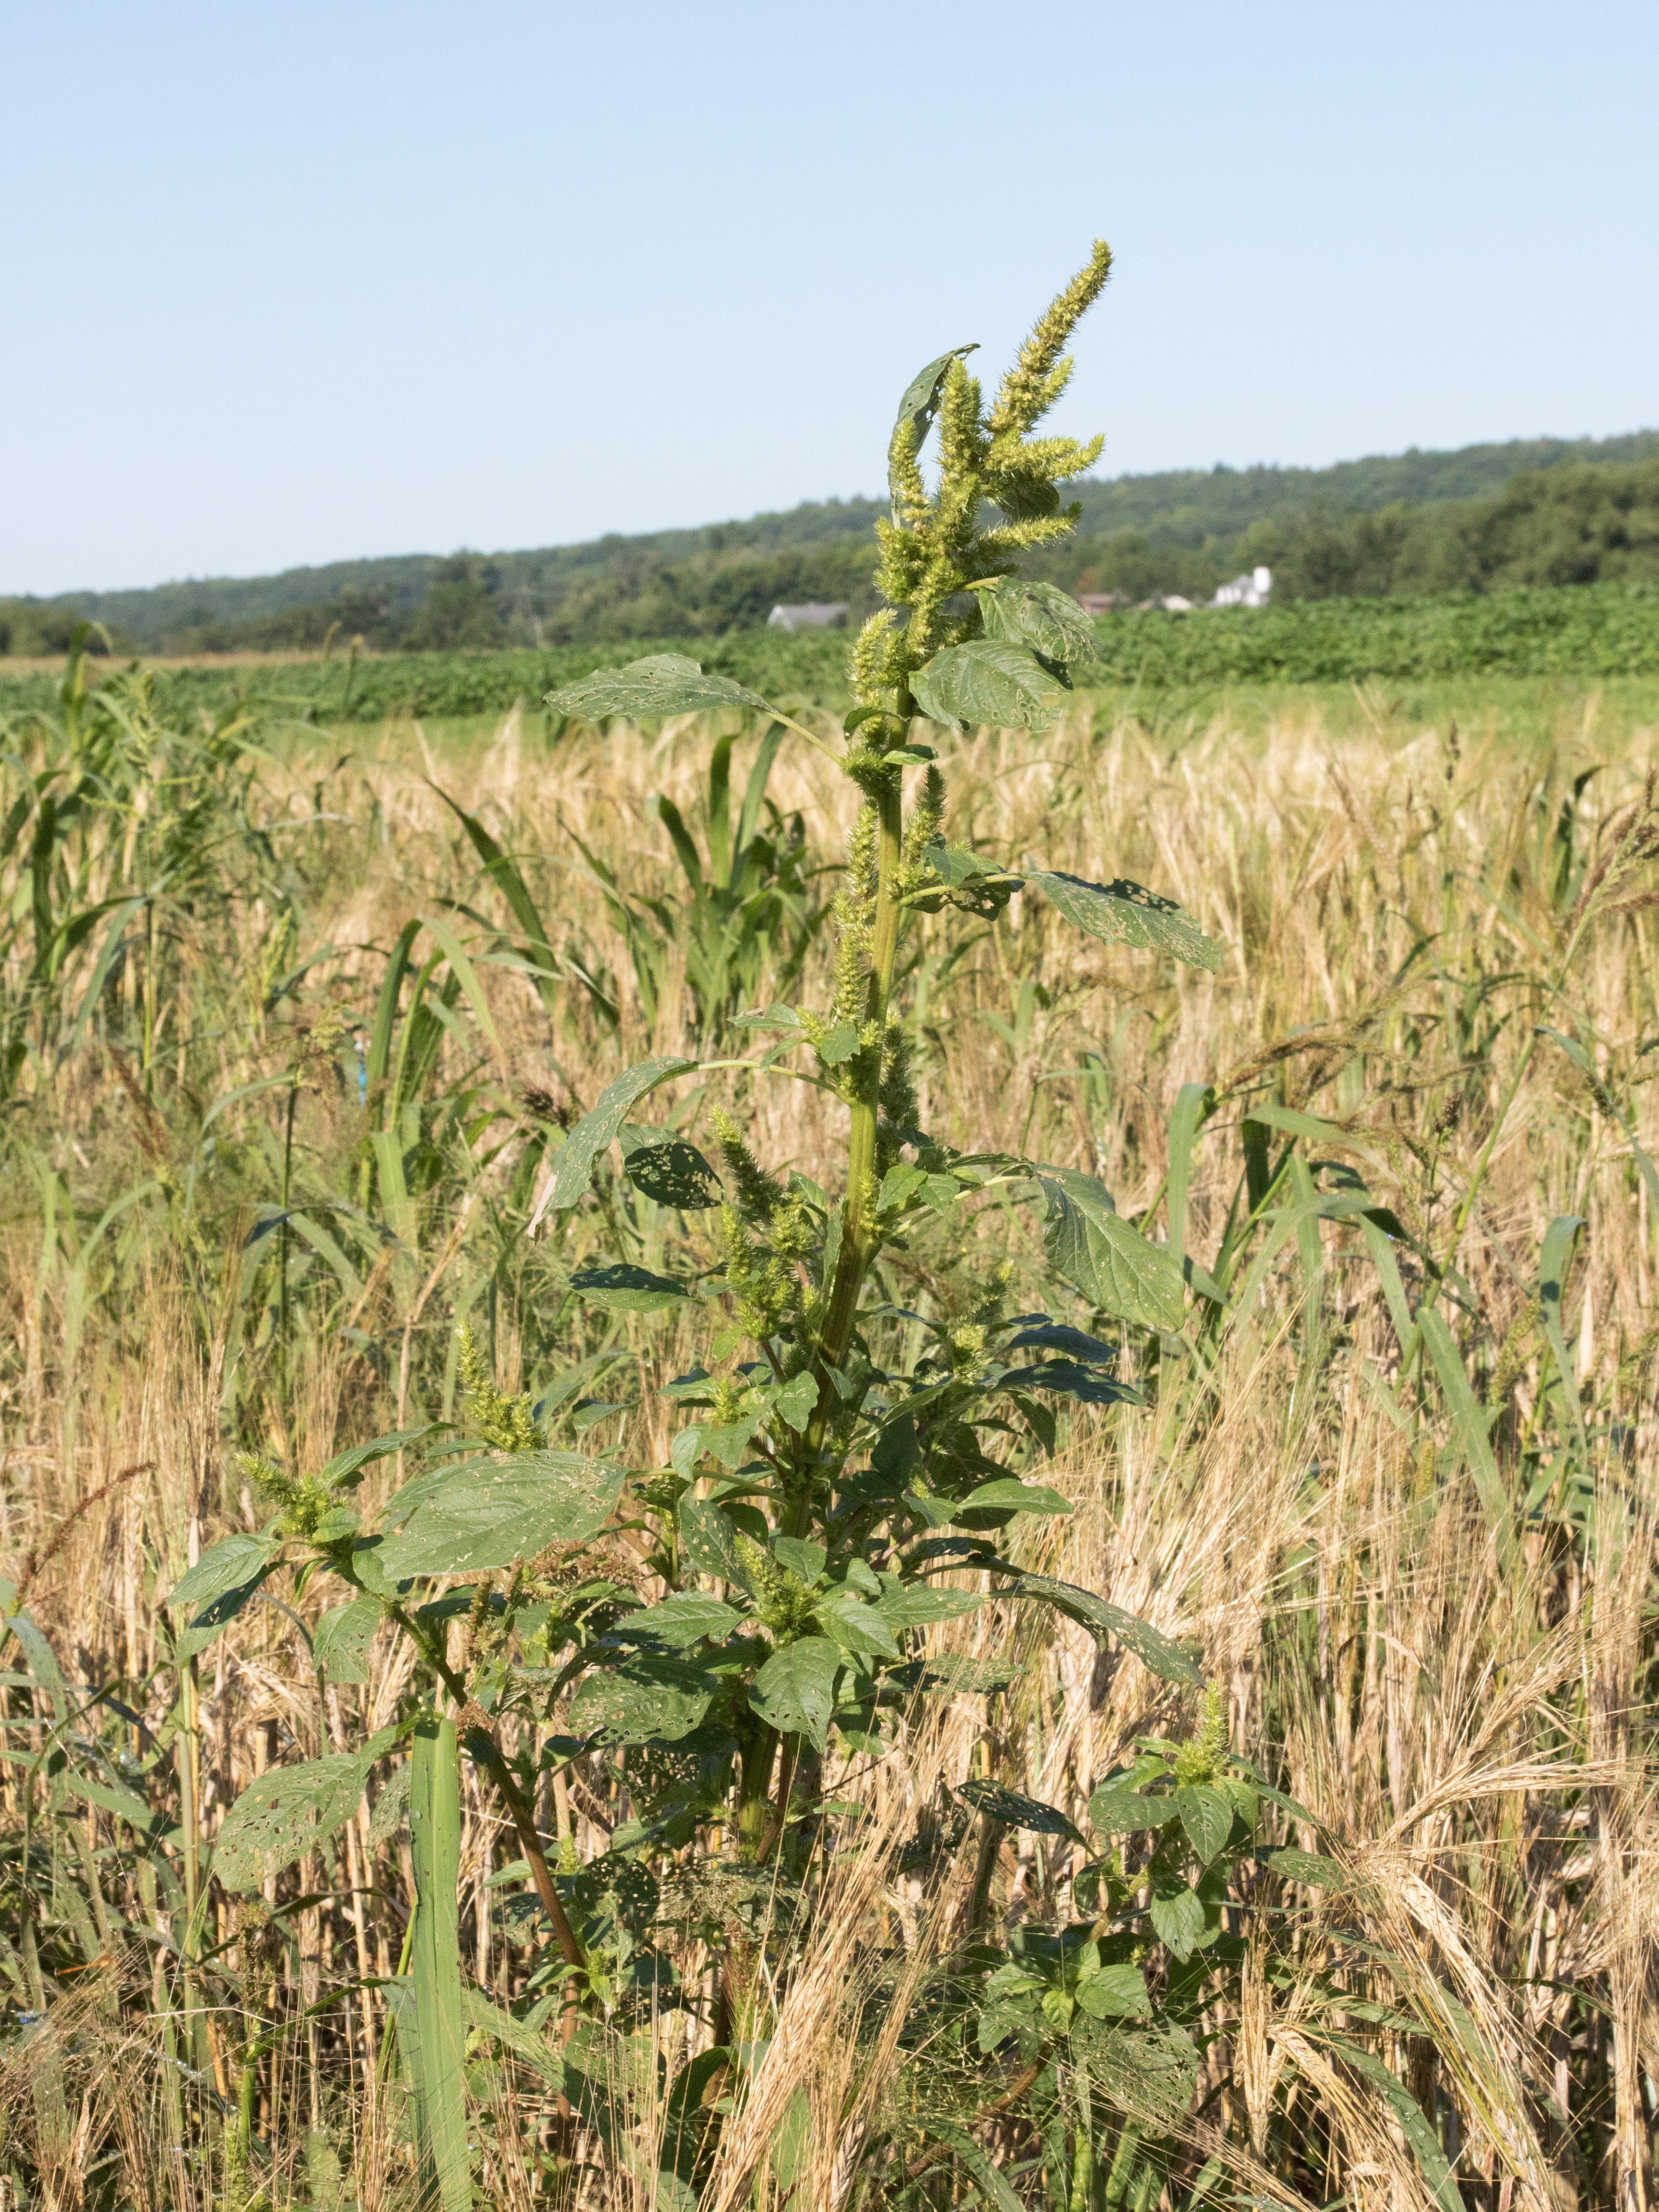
[736,1724,778,1859]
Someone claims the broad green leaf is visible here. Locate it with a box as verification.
[1149,1881,1207,1960]
[1075,1962,1151,2020]
[958,1778,1083,1842]
[889,345,979,499]
[696,1413,763,1471]
[619,1131,720,1210]
[569,1655,717,1743]
[1089,1783,1180,1834]
[1069,2018,1198,2127]
[375,1452,625,1580]
[547,653,780,725]
[1024,869,1222,973]
[977,578,1099,663]
[1039,1173,1185,1331]
[321,1425,443,1488]
[1175,1783,1234,1865]
[167,1532,280,1615]
[1004,1320,1117,1362]
[911,641,1068,734]
[678,1494,744,1583]
[1000,1358,1141,1407]
[1267,1845,1350,1890]
[772,1537,826,1583]
[1313,2034,1465,2212]
[816,1021,860,1065]
[312,1596,384,1683]
[214,1725,402,1891]
[767,1370,819,1434]
[770,2087,813,2197]
[957,1478,1072,1517]
[462,1989,565,2089]
[570,1262,689,1313]
[814,1594,898,1660]
[871,1583,985,1630]
[749,1637,841,1751]
[530,1057,694,1224]
[615,1593,743,1650]
[1009,1573,1201,1684]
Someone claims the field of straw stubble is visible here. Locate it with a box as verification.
[0,660,1656,2212]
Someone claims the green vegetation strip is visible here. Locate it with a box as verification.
[1,580,1655,724]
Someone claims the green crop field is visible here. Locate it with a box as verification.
[2,254,1657,2212]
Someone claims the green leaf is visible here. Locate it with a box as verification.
[1313,2034,1465,2212]
[889,345,979,498]
[312,1596,383,1684]
[547,652,781,725]
[749,1637,842,1751]
[1418,1308,1512,1556]
[1267,1845,1350,1890]
[957,1478,1072,1517]
[1000,1358,1141,1408]
[1009,1573,1200,1684]
[569,1654,717,1743]
[1025,869,1221,973]
[615,1594,742,1651]
[213,1726,402,1892]
[530,1056,694,1223]
[1175,1783,1234,1865]
[410,1716,471,2212]
[1075,1962,1150,2020]
[167,1533,280,1616]
[816,1021,860,1066]
[910,2118,1025,2212]
[1149,1882,1206,1960]
[1069,2018,1198,2127]
[1039,1172,1185,1331]
[619,1130,721,1210]
[1004,1320,1118,1362]
[321,1425,444,1488]
[772,1537,826,1583]
[814,1594,898,1660]
[977,578,1099,663]
[958,1778,1083,1842]
[375,1452,625,1579]
[1088,1784,1179,1834]
[678,1494,744,1583]
[768,1370,819,1434]
[911,641,1069,733]
[570,1262,689,1313]
[871,1583,985,1630]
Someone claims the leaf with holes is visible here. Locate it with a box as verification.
[213,1724,403,1891]
[530,1057,695,1224]
[1024,870,1221,973]
[1008,1574,1200,1684]
[911,642,1069,734]
[977,578,1099,663]
[569,1655,717,1744]
[619,1132,721,1210]
[167,1533,280,1617]
[1088,1784,1180,1834]
[548,654,779,725]
[749,1637,841,1752]
[1175,1783,1234,1865]
[958,1779,1083,1842]
[375,1452,625,1579]
[1149,1881,1207,1961]
[312,1596,383,1684]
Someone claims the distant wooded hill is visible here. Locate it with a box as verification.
[5,429,1657,657]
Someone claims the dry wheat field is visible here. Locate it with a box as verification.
[0,658,1655,2212]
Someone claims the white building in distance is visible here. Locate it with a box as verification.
[1209,566,1273,608]
[767,603,849,631]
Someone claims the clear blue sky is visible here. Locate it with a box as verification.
[5,0,1655,595]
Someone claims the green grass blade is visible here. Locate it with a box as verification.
[1538,1214,1588,1458]
[1419,1308,1513,1561]
[410,1715,472,2212]
[1166,1081,1211,1273]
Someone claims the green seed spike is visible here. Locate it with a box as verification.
[410,1715,472,2212]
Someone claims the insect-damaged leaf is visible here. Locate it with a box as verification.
[529,1056,695,1225]
[1008,1573,1201,1685]
[889,344,979,501]
[958,1778,1083,1842]
[547,653,781,725]
[1024,869,1222,972]
[374,1452,625,1579]
[1087,1784,1180,1835]
[749,1636,841,1752]
[911,642,1069,734]
[619,1129,721,1210]
[1039,1172,1185,1332]
[213,1724,404,1892]
[569,1655,717,1744]
[312,1595,384,1684]
[1175,1783,1234,1865]
[977,578,1099,664]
